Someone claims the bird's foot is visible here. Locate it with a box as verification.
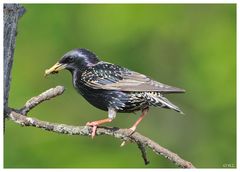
[120,126,136,147]
[127,126,136,136]
[86,118,113,139]
[86,121,98,139]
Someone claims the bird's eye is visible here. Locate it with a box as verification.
[64,56,74,63]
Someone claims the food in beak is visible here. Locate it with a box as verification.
[44,62,66,77]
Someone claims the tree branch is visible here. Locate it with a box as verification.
[19,85,65,115]
[6,86,195,168]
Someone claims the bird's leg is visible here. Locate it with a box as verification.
[129,107,149,134]
[86,107,116,138]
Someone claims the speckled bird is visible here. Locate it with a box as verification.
[45,48,185,138]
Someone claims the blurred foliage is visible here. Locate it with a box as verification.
[4,4,236,168]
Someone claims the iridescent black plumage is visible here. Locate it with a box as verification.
[76,61,183,113]
[45,48,185,137]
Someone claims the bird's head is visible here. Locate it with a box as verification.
[45,48,100,76]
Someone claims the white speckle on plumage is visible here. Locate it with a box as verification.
[129,97,134,100]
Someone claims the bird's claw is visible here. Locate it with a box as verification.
[90,125,97,139]
[120,127,136,146]
[86,122,98,139]
[127,126,136,136]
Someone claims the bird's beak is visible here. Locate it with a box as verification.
[44,62,67,77]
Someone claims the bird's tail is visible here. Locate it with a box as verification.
[145,92,184,114]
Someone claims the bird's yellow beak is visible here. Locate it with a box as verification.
[44,62,67,77]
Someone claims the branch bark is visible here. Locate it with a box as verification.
[4,3,195,168]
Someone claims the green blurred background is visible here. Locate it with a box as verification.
[4,4,236,168]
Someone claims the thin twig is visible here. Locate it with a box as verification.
[20,86,65,115]
[6,86,195,168]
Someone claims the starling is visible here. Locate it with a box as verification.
[45,48,185,138]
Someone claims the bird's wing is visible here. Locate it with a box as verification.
[81,62,185,93]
